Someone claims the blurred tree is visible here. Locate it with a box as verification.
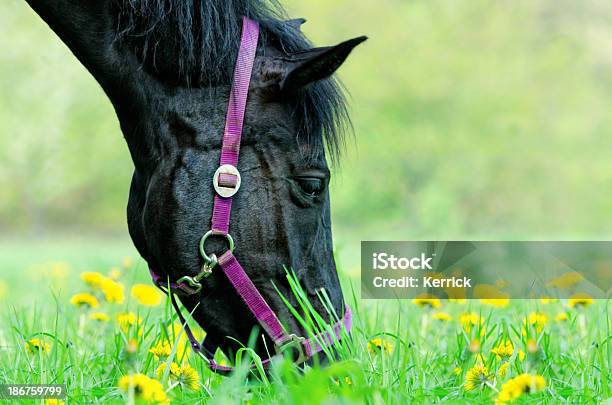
[2,0,612,241]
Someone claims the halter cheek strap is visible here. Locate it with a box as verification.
[149,17,351,374]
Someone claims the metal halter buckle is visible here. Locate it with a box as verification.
[275,334,307,364]
[213,164,241,198]
[176,230,235,294]
[177,253,218,294]
[199,230,234,263]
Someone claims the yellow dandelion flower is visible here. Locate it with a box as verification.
[468,339,481,353]
[149,342,172,360]
[44,400,65,405]
[70,292,99,309]
[491,340,515,360]
[122,257,134,269]
[126,339,138,354]
[449,298,466,304]
[48,262,71,280]
[109,267,122,280]
[555,312,568,322]
[464,363,492,391]
[522,312,547,335]
[156,362,180,380]
[474,284,508,301]
[496,373,546,404]
[547,272,582,289]
[568,293,593,309]
[514,373,546,392]
[176,364,200,391]
[460,312,485,335]
[118,373,168,404]
[332,376,353,386]
[497,362,510,378]
[412,294,442,309]
[89,312,110,322]
[480,298,509,308]
[496,386,514,404]
[26,338,51,354]
[495,279,508,289]
[432,312,452,321]
[118,312,141,327]
[368,338,393,354]
[526,339,538,354]
[131,284,162,307]
[518,349,526,361]
[117,312,142,335]
[81,271,105,288]
[101,278,125,303]
[539,297,558,304]
[156,362,200,391]
[444,286,467,301]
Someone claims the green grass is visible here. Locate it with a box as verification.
[0,241,609,404]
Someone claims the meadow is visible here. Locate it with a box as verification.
[1,0,612,403]
[0,240,609,404]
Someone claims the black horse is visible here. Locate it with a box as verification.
[24,0,365,361]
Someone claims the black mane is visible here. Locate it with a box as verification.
[112,0,350,159]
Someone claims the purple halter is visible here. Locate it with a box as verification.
[149,16,352,374]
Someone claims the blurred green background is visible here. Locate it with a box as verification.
[2,0,612,286]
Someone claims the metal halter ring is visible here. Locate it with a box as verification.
[199,230,235,265]
[275,334,307,364]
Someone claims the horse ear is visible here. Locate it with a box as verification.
[286,18,307,30]
[280,36,367,94]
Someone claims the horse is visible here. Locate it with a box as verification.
[24,0,366,368]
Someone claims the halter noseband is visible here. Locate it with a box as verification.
[149,17,352,374]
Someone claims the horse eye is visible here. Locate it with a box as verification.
[295,177,325,196]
